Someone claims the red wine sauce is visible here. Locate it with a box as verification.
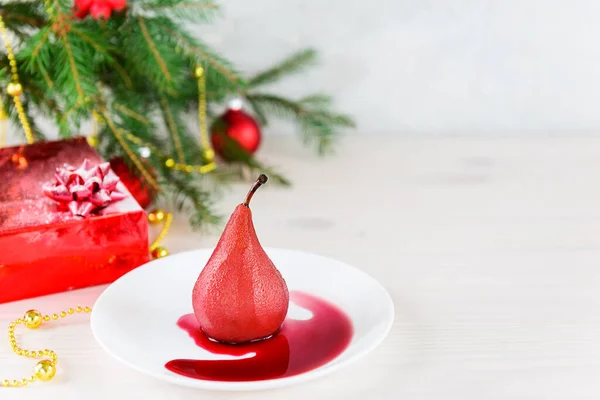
[165,291,353,381]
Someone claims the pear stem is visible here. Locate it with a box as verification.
[243,174,268,207]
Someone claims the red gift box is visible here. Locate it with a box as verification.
[0,138,150,303]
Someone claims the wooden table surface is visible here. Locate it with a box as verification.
[1,136,599,399]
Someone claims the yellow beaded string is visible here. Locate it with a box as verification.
[0,97,6,147]
[0,15,34,145]
[123,131,216,174]
[148,208,173,259]
[154,67,216,173]
[3,307,91,388]
[195,66,215,166]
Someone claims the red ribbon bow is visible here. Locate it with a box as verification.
[42,159,127,217]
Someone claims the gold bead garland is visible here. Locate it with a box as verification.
[0,14,34,145]
[0,97,6,147]
[7,82,22,97]
[148,208,166,224]
[3,307,91,387]
[151,246,169,259]
[118,131,217,174]
[148,208,173,258]
[195,66,216,164]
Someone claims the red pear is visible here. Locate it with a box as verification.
[192,174,289,343]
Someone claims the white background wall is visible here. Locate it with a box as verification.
[198,0,600,135]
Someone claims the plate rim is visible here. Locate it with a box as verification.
[91,247,395,391]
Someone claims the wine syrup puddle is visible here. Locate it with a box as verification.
[165,291,353,382]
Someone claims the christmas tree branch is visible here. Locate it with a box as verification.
[246,97,268,125]
[30,27,51,59]
[244,93,355,155]
[0,3,46,29]
[142,1,218,10]
[19,26,52,79]
[161,25,242,85]
[141,0,219,20]
[123,17,185,94]
[98,106,160,190]
[39,68,54,88]
[137,17,173,83]
[114,103,151,126]
[69,26,113,59]
[159,95,186,162]
[50,0,88,103]
[62,36,85,99]
[248,49,317,89]
[155,166,222,230]
[22,83,59,115]
[0,12,45,28]
[112,61,134,88]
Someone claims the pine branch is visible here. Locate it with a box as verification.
[18,26,53,78]
[122,17,187,93]
[21,81,60,116]
[69,25,115,60]
[157,92,212,165]
[155,166,222,230]
[247,49,317,89]
[52,36,98,124]
[137,17,172,82]
[141,0,220,21]
[244,93,355,155]
[97,105,161,191]
[107,59,133,88]
[45,1,98,110]
[111,93,165,150]
[114,103,151,126]
[31,28,52,59]
[299,94,334,107]
[0,3,46,29]
[159,21,244,88]
[159,95,186,162]
[246,96,268,126]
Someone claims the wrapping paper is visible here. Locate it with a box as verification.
[0,138,150,303]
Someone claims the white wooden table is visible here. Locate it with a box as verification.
[2,136,600,399]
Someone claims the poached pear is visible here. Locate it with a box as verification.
[192,174,289,343]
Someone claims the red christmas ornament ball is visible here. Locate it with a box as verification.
[109,157,156,209]
[73,0,126,20]
[210,100,261,160]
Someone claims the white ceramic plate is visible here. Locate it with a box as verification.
[91,247,394,391]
